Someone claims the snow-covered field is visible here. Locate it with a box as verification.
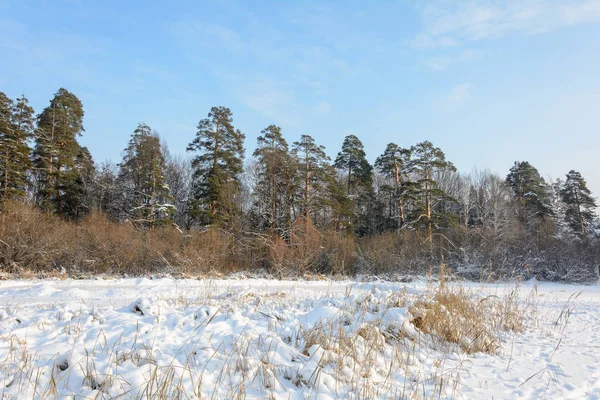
[0,277,599,399]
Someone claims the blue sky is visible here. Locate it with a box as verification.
[1,0,599,195]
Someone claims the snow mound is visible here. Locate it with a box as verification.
[130,298,168,316]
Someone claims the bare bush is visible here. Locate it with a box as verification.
[0,202,357,278]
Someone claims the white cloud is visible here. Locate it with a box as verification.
[412,0,600,47]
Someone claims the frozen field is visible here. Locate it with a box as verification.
[0,277,599,399]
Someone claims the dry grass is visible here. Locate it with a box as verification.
[0,202,354,278]
[409,271,525,354]
[294,281,519,399]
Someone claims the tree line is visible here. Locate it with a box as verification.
[1,88,598,280]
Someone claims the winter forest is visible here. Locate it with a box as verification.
[0,88,598,282]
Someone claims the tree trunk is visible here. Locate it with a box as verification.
[3,148,8,201]
[574,189,584,236]
[394,159,405,231]
[0,146,6,234]
[210,123,220,218]
[304,150,310,221]
[45,104,56,207]
[150,166,156,232]
[271,168,277,230]
[347,165,352,196]
[425,169,432,249]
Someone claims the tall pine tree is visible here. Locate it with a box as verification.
[0,92,34,205]
[375,143,412,230]
[0,93,35,205]
[560,170,597,237]
[252,125,296,236]
[0,92,14,206]
[506,161,553,235]
[187,106,245,226]
[334,135,375,235]
[334,135,372,196]
[410,141,456,244]
[33,88,89,217]
[291,134,331,223]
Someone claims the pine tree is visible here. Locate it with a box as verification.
[506,161,553,233]
[334,135,372,196]
[0,93,35,205]
[410,141,456,244]
[187,106,245,226]
[58,146,95,219]
[252,125,296,236]
[291,134,331,223]
[560,170,597,237]
[375,143,412,230]
[33,88,88,216]
[322,164,354,232]
[0,92,14,206]
[333,135,375,235]
[118,123,174,228]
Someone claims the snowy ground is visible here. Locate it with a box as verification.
[0,277,599,399]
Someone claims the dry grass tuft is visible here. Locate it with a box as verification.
[409,281,525,354]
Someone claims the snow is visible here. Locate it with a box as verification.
[0,278,599,399]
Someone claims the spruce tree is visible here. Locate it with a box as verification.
[375,143,412,230]
[187,106,245,226]
[410,141,456,244]
[560,170,597,236]
[0,93,35,205]
[118,123,174,228]
[33,88,87,216]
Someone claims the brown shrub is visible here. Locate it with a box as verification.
[0,203,357,278]
[356,231,436,276]
[0,203,182,276]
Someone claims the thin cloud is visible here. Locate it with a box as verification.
[424,49,477,71]
[166,20,245,53]
[410,32,459,49]
[314,101,332,115]
[412,0,600,46]
[448,83,471,103]
[443,83,472,111]
[237,77,297,124]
